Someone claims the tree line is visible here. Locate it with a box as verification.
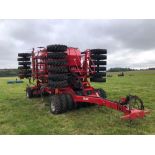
[108,67,134,72]
[108,67,155,72]
[0,69,18,77]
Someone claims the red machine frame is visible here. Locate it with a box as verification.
[19,46,149,120]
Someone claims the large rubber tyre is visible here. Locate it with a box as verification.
[95,88,107,98]
[95,67,106,72]
[49,80,69,88]
[93,72,106,77]
[17,57,30,61]
[47,44,67,52]
[26,87,33,98]
[90,77,106,82]
[73,102,81,109]
[47,60,67,66]
[48,73,68,81]
[25,74,32,78]
[91,54,107,60]
[48,66,68,73]
[50,95,62,114]
[18,66,31,69]
[18,53,32,57]
[59,94,68,112]
[93,61,107,65]
[65,94,74,110]
[47,52,67,59]
[18,61,31,66]
[90,49,107,55]
[26,70,32,74]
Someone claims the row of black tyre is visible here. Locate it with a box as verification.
[90,49,107,82]
[47,45,107,83]
[46,46,108,84]
[47,45,69,88]
[17,46,107,83]
[17,53,32,78]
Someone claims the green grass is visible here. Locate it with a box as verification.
[0,70,155,134]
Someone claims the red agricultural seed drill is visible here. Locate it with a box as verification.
[17,44,149,120]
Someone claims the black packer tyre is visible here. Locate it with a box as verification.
[59,94,68,112]
[48,73,68,81]
[95,88,107,98]
[95,67,106,72]
[50,95,62,114]
[47,44,67,52]
[18,61,31,66]
[49,80,69,88]
[65,94,74,110]
[90,49,107,55]
[73,102,80,109]
[91,54,107,60]
[47,60,67,66]
[93,60,107,65]
[25,70,32,74]
[18,66,31,69]
[18,53,32,57]
[93,72,106,77]
[90,77,106,82]
[26,87,33,98]
[25,73,32,78]
[17,57,30,61]
[48,66,69,73]
[47,52,67,59]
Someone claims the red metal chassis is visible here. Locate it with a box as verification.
[30,85,149,120]
[28,47,148,120]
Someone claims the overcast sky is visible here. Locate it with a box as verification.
[0,19,155,69]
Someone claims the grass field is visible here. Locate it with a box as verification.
[0,70,155,135]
